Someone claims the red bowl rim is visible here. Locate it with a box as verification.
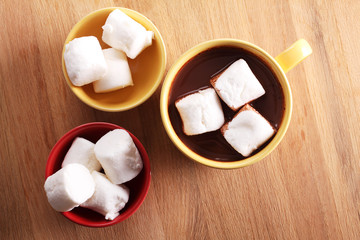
[45,122,151,227]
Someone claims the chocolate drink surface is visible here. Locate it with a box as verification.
[168,47,285,161]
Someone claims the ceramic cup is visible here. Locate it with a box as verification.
[160,38,312,169]
[62,7,166,111]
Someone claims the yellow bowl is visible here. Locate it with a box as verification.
[160,39,294,169]
[62,7,166,111]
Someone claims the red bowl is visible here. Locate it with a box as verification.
[45,122,151,227]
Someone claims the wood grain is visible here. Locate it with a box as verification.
[0,0,359,239]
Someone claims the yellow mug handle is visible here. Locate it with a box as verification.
[275,39,312,73]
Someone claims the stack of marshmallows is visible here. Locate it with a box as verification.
[175,59,276,157]
[44,129,143,221]
[64,9,154,93]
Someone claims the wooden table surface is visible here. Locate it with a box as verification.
[1,0,359,239]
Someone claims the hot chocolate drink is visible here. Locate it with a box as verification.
[168,46,285,161]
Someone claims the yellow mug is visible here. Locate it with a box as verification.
[160,39,312,169]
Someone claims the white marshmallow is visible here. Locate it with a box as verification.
[222,104,275,157]
[212,59,265,111]
[93,48,133,93]
[61,137,101,172]
[102,9,154,59]
[64,36,107,86]
[81,171,130,220]
[44,163,95,212]
[175,88,225,136]
[94,129,143,184]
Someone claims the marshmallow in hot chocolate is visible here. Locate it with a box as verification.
[93,48,133,93]
[44,163,95,212]
[81,171,130,220]
[221,104,275,157]
[94,129,143,184]
[211,59,265,111]
[102,9,154,59]
[64,36,107,86]
[61,137,101,172]
[175,88,225,136]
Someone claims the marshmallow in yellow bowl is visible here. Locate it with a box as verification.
[64,36,107,86]
[81,171,130,220]
[221,104,275,157]
[102,9,154,59]
[94,129,143,184]
[62,8,166,112]
[44,163,95,212]
[175,88,225,136]
[93,48,133,93]
[61,137,101,172]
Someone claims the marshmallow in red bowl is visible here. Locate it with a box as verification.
[94,129,143,184]
[44,163,95,212]
[61,137,101,172]
[81,171,130,220]
[44,122,151,227]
